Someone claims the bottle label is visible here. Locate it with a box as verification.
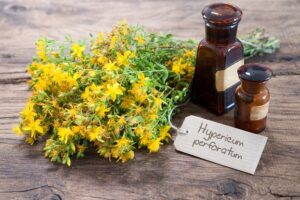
[215,59,244,92]
[250,102,270,121]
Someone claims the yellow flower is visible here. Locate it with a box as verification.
[90,83,103,92]
[139,131,152,146]
[81,83,103,103]
[120,150,134,162]
[98,146,112,158]
[107,118,117,127]
[159,125,171,141]
[148,138,161,153]
[62,76,78,91]
[88,126,105,142]
[120,97,134,109]
[111,149,119,160]
[23,118,44,138]
[51,100,59,108]
[35,78,48,91]
[149,113,158,120]
[95,32,104,45]
[171,58,186,75]
[96,104,110,118]
[153,96,163,108]
[105,83,124,101]
[12,126,23,136]
[112,136,133,160]
[36,40,47,61]
[110,36,117,49]
[126,150,134,159]
[58,127,74,144]
[116,51,133,66]
[134,126,144,137]
[72,125,85,136]
[184,49,195,58]
[152,89,158,95]
[137,72,148,86]
[71,43,85,59]
[148,107,159,120]
[115,136,132,149]
[186,65,194,78]
[97,54,107,65]
[51,69,78,92]
[67,105,77,118]
[21,102,35,119]
[135,36,145,45]
[82,87,94,102]
[118,116,126,126]
[134,105,142,114]
[172,63,181,74]
[117,19,129,35]
[129,83,148,102]
[113,126,120,135]
[104,61,119,71]
[52,69,63,85]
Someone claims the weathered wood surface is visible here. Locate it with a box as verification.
[0,0,300,199]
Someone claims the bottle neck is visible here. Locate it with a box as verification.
[205,23,238,44]
[241,80,266,94]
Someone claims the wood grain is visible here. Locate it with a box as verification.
[0,0,300,199]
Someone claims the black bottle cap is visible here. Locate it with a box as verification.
[238,64,273,82]
[202,3,242,26]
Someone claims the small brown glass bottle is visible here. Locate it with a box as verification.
[191,3,244,115]
[234,64,273,133]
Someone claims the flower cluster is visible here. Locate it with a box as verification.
[13,21,196,165]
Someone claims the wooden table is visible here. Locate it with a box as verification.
[1,0,299,199]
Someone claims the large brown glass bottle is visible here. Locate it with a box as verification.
[191,3,244,114]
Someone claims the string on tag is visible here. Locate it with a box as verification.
[167,98,190,136]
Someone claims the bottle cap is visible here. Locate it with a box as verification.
[202,3,242,26]
[238,64,273,82]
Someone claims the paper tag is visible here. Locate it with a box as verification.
[174,115,267,174]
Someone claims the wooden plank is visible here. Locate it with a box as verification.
[0,0,300,199]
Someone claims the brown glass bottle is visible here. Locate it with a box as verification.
[191,3,244,114]
[234,64,273,133]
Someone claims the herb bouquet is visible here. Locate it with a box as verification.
[13,21,196,165]
[13,21,279,166]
